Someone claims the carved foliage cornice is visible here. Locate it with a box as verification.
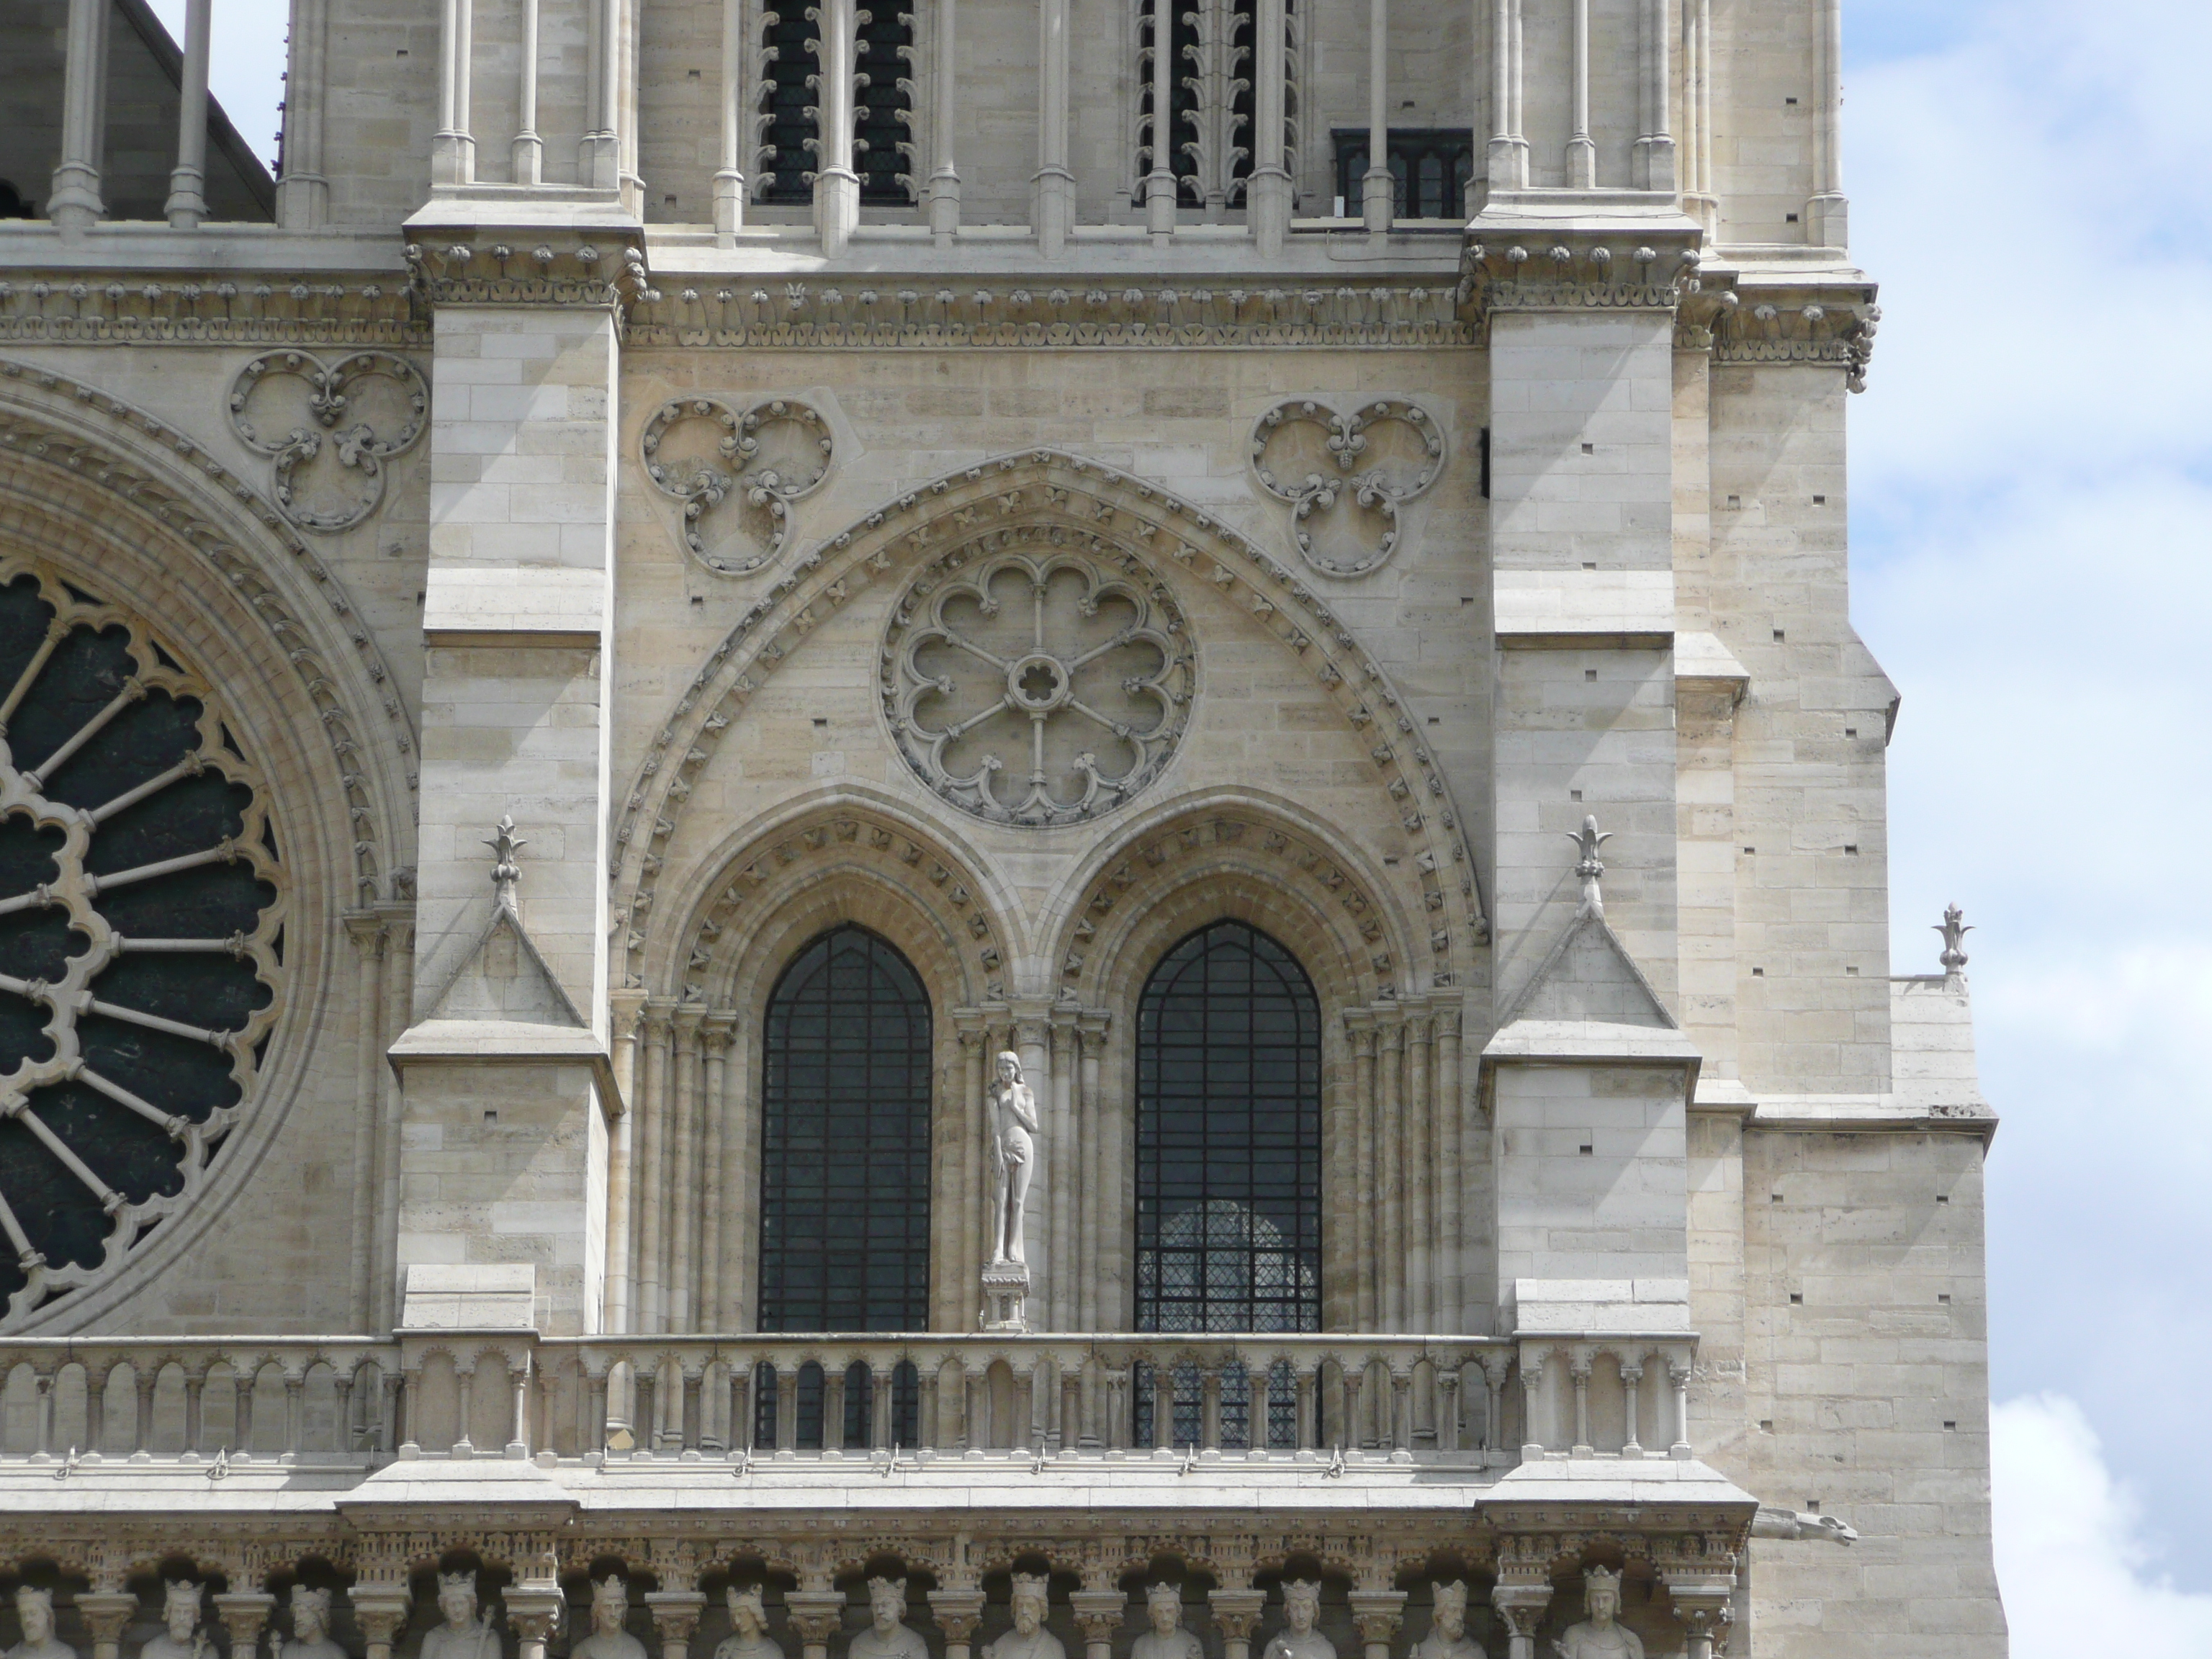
[0,274,428,348]
[404,234,652,313]
[0,358,419,904]
[608,451,1488,994]
[1455,236,1701,331]
[622,282,1475,349]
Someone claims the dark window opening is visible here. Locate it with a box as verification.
[855,5,916,202]
[757,4,819,202]
[1135,920,1322,1336]
[1331,127,1475,219]
[757,925,932,1333]
[757,5,914,204]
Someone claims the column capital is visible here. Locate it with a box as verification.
[701,1012,737,1053]
[1346,1590,1406,1646]
[928,1590,986,1644]
[1487,1583,1551,1639]
[1066,1591,1125,1643]
[74,1595,140,1648]
[644,1591,710,1644]
[1207,1590,1267,1641]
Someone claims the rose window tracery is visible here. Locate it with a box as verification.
[0,562,282,1326]
[882,541,1193,826]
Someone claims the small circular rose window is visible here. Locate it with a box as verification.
[881,542,1193,826]
[0,562,282,1326]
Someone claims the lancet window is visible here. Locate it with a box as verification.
[1135,0,1300,212]
[1133,920,1323,1334]
[755,1,917,204]
[755,925,932,1330]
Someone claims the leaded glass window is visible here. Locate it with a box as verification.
[757,925,932,1333]
[1135,920,1321,1333]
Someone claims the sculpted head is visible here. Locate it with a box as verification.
[867,1580,907,1637]
[1581,1570,1621,1630]
[164,1581,202,1644]
[1281,1583,1320,1636]
[727,1588,768,1641]
[15,1588,53,1647]
[593,1578,629,1639]
[995,1051,1022,1087]
[291,1587,332,1646]
[437,1573,479,1630]
[1146,1585,1182,1637]
[1009,1576,1048,1637]
[1429,1583,1465,1643]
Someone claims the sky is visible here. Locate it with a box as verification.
[153,0,2212,1648]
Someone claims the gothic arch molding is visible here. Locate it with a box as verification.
[607,451,1488,999]
[0,359,418,899]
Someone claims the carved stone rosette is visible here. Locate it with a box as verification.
[881,539,1194,827]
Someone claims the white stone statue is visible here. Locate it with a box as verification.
[418,1574,500,1659]
[987,1051,1039,1266]
[570,1580,647,1659]
[844,1581,927,1659]
[1750,1506,1858,1545]
[1260,1583,1333,1659]
[1129,1586,1200,1659]
[140,1582,211,1659]
[1411,1583,1483,1659]
[980,1577,1061,1659]
[8,1588,78,1659]
[1550,1570,1640,1659]
[712,1590,786,1659]
[271,1588,350,1659]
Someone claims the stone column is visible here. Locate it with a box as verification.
[647,1591,708,1659]
[1437,1006,1465,1328]
[1658,1573,1733,1659]
[1807,0,1848,246]
[345,914,387,1329]
[1565,0,1593,186]
[1210,1591,1264,1659]
[1488,1584,1550,1659]
[714,0,748,240]
[164,0,212,226]
[1362,0,1391,236]
[927,0,961,241]
[1143,0,1177,238]
[433,0,479,184]
[1069,1592,1123,1659]
[1034,0,1075,253]
[1248,0,1290,251]
[349,1590,413,1659]
[814,0,860,253]
[1377,1015,1406,1329]
[1632,0,1673,190]
[48,0,109,230]
[638,1004,674,1331]
[276,0,331,225]
[1404,1010,1432,1326]
[701,1015,734,1330]
[606,989,644,1332]
[512,0,544,183]
[1346,1014,1377,1328]
[784,1595,845,1659]
[670,1009,703,1331]
[508,1586,565,1659]
[77,1595,138,1659]
[1484,0,1526,189]
[929,1591,986,1659]
[1346,1591,1404,1659]
[1076,1013,1104,1329]
[1048,1007,1079,1328]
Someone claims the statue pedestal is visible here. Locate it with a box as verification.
[981,1261,1030,1332]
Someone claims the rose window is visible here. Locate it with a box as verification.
[0,562,282,1326]
[882,546,1193,826]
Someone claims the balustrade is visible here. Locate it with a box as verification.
[0,1331,1701,1467]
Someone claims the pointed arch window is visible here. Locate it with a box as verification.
[1134,920,1322,1332]
[757,925,932,1330]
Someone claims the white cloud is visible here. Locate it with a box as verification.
[1993,1395,2212,1658]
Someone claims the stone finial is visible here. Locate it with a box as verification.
[1565,814,1612,919]
[484,814,527,914]
[1936,903,1971,974]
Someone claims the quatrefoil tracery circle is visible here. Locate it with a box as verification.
[1249,397,1446,577]
[225,349,428,533]
[0,560,283,1328]
[640,395,835,572]
[882,542,1195,827]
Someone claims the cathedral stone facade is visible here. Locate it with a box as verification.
[0,1,2004,1655]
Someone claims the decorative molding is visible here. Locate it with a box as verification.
[1249,398,1444,577]
[606,451,1487,995]
[403,235,652,313]
[0,357,421,907]
[0,276,428,348]
[639,396,835,572]
[881,541,1194,827]
[227,351,428,534]
[1712,297,1881,393]
[1456,239,1698,325]
[621,284,1474,349]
